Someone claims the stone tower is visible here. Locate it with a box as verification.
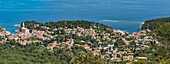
[22,22,25,28]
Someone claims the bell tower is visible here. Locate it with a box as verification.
[22,22,25,28]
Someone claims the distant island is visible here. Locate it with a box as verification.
[0,18,170,64]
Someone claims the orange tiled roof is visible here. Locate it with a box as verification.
[115,52,120,54]
[83,44,89,48]
[123,56,129,59]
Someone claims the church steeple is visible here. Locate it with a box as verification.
[21,22,29,34]
[22,22,25,28]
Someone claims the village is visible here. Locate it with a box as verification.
[0,21,160,63]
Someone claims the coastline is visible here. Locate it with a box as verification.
[4,21,144,34]
[14,24,21,27]
[102,20,144,24]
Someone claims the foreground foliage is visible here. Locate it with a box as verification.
[0,41,104,64]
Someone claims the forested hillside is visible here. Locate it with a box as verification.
[142,17,170,64]
[142,17,170,30]
[0,41,104,64]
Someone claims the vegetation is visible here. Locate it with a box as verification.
[142,17,170,30]
[142,17,170,64]
[70,51,104,64]
[26,36,43,41]
[0,41,104,64]
[133,60,147,64]
[45,20,110,29]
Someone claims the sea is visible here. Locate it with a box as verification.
[0,0,170,34]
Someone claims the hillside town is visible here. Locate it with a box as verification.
[0,21,160,63]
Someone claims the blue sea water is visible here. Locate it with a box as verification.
[0,0,170,33]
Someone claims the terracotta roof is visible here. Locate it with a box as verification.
[115,52,120,54]
[83,44,89,48]
[123,56,129,59]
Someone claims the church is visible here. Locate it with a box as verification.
[21,22,30,34]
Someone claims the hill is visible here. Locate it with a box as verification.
[142,17,170,64]
[0,20,162,64]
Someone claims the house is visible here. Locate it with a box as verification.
[21,28,30,34]
[136,57,147,60]
[34,40,42,43]
[74,44,80,46]
[115,52,122,58]
[126,62,132,64]
[122,38,130,45]
[83,44,90,49]
[21,40,27,45]
[113,58,121,62]
[8,35,14,40]
[123,56,134,61]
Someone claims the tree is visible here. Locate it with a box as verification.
[133,60,147,64]
[70,51,104,64]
